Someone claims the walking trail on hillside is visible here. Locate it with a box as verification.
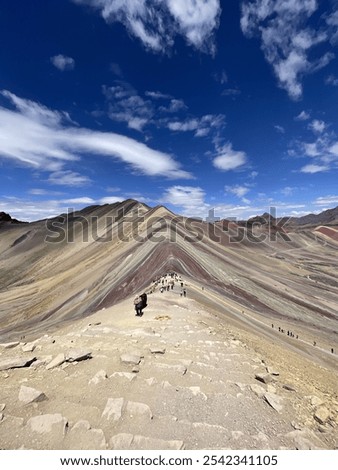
[0,283,337,450]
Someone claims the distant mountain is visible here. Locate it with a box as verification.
[235,206,338,229]
[0,211,26,225]
[287,206,338,228]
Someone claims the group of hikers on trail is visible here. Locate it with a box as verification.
[133,272,189,317]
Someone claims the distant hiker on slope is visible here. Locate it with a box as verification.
[140,293,147,309]
[134,295,143,317]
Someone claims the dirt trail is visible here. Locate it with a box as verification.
[0,283,337,450]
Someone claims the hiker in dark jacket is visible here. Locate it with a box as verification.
[134,295,143,316]
[140,293,147,309]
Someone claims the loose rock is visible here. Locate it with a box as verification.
[0,356,36,371]
[19,386,47,405]
[264,392,283,413]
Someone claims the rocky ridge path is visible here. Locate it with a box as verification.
[0,290,337,450]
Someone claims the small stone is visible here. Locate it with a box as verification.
[264,392,283,412]
[102,398,124,421]
[110,433,134,449]
[67,420,106,449]
[310,396,324,407]
[19,386,47,405]
[0,404,5,412]
[125,401,153,420]
[27,414,68,435]
[0,413,3,422]
[150,347,166,354]
[286,429,325,450]
[291,421,302,430]
[132,435,185,450]
[120,354,141,365]
[314,407,330,425]
[266,366,279,376]
[89,370,108,385]
[0,356,36,371]
[255,373,274,384]
[132,366,139,373]
[250,384,266,398]
[46,353,65,370]
[22,343,36,353]
[110,372,136,382]
[0,342,20,349]
[66,349,92,362]
[283,384,296,392]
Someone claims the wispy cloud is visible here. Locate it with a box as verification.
[221,88,241,97]
[103,82,153,131]
[48,171,92,187]
[103,81,224,141]
[161,185,209,217]
[314,195,338,205]
[51,54,75,71]
[295,110,310,121]
[167,114,225,137]
[241,1,336,99]
[73,0,221,54]
[300,163,329,174]
[325,74,338,86]
[225,185,250,198]
[274,125,285,134]
[213,143,247,171]
[295,129,338,173]
[0,90,192,182]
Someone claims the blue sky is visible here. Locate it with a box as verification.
[1,0,338,222]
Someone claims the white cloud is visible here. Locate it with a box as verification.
[103,83,153,131]
[160,99,187,113]
[51,54,75,71]
[99,196,123,204]
[241,1,335,99]
[0,90,192,183]
[314,195,338,205]
[274,125,285,134]
[309,119,326,133]
[225,185,250,198]
[325,74,338,86]
[213,143,247,171]
[73,0,221,54]
[166,0,221,53]
[62,197,96,204]
[161,185,209,217]
[296,133,338,173]
[145,90,172,99]
[28,188,64,196]
[295,110,310,121]
[281,186,294,197]
[300,163,329,173]
[48,171,92,187]
[167,114,225,137]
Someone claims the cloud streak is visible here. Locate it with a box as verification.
[0,90,192,183]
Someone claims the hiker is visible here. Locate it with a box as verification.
[134,295,143,317]
[140,293,147,309]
